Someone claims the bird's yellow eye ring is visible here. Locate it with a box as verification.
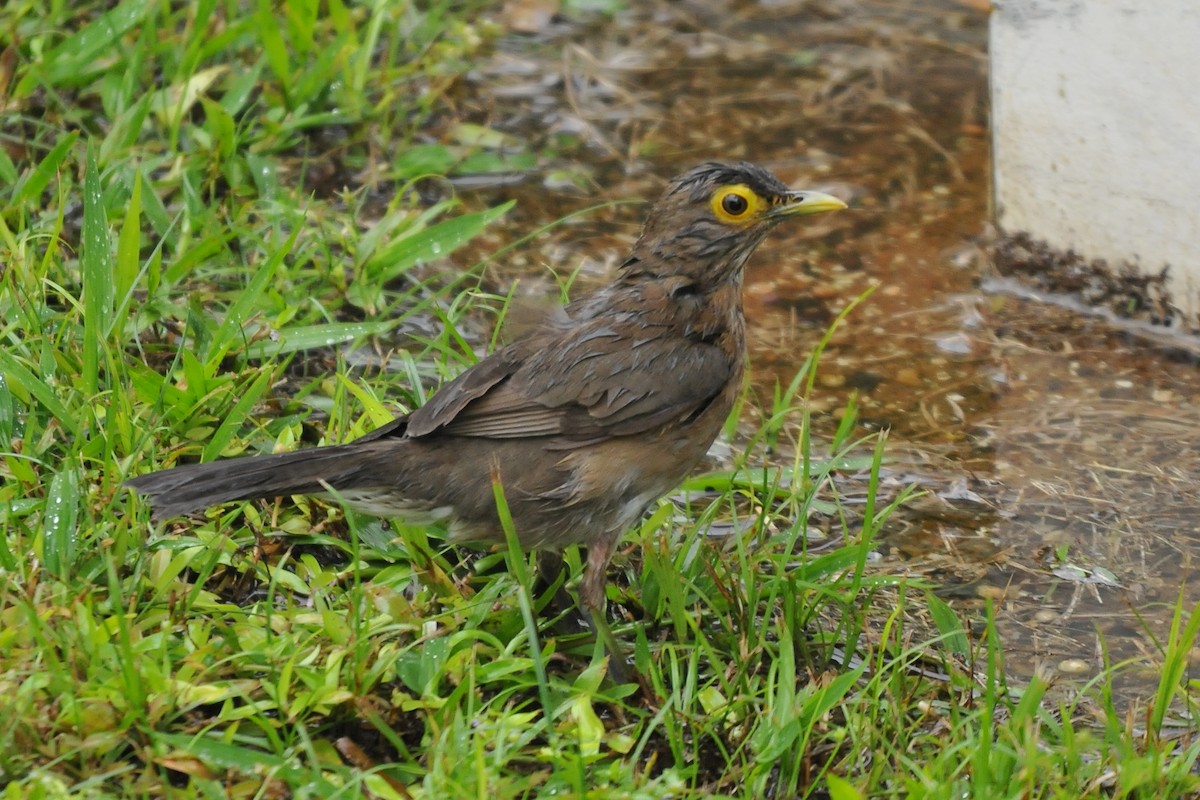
[710,185,763,224]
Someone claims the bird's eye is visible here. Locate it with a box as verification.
[710,184,763,223]
[721,192,749,216]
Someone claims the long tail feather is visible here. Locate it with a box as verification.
[125,444,380,520]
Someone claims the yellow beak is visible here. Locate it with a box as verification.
[770,190,848,218]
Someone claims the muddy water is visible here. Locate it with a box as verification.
[451,0,1200,704]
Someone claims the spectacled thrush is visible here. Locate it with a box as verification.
[126,161,845,662]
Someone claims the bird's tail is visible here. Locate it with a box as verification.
[125,443,382,521]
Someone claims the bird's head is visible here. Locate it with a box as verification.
[625,161,846,284]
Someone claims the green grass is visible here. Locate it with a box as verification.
[2,1,1199,797]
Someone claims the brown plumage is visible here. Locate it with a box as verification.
[125,161,845,617]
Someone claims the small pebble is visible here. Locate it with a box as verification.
[1057,659,1090,675]
[977,585,1007,600]
[933,332,973,355]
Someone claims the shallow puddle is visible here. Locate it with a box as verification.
[445,0,1200,704]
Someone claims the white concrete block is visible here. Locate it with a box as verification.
[991,0,1200,325]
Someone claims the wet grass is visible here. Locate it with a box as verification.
[2,1,1199,797]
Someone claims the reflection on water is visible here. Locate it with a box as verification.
[453,0,1199,703]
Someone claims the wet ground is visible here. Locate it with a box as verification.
[437,0,1200,705]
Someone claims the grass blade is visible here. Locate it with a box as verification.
[243,321,395,360]
[0,350,83,439]
[365,201,514,283]
[41,459,81,578]
[13,131,79,206]
[926,592,971,656]
[200,365,279,463]
[206,227,301,369]
[30,0,152,88]
[81,143,114,397]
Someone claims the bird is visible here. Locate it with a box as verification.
[126,161,845,667]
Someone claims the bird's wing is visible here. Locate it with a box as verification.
[401,322,732,441]
[510,326,733,436]
[401,351,524,437]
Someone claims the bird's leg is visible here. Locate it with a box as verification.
[580,536,615,615]
[582,531,631,683]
